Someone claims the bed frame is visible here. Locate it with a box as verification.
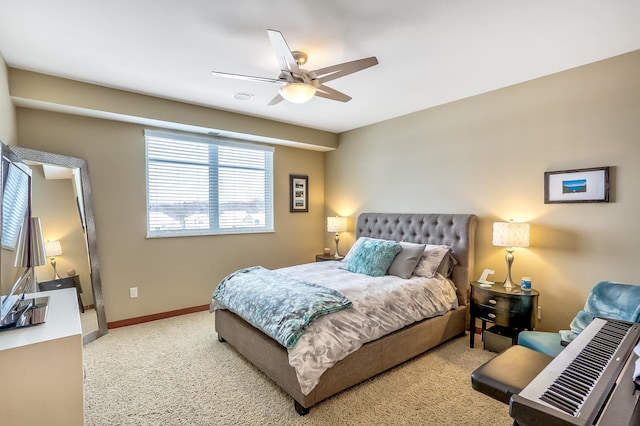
[215,212,477,414]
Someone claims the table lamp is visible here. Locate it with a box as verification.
[45,240,63,279]
[492,220,530,289]
[327,216,347,258]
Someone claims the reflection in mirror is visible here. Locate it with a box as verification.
[12,147,106,344]
[0,144,34,327]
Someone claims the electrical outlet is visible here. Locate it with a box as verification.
[537,306,542,321]
[130,287,138,298]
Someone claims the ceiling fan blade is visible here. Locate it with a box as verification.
[315,84,352,103]
[211,70,283,84]
[267,29,300,72]
[312,56,378,84]
[267,93,285,106]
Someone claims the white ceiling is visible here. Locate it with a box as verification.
[1,1,639,134]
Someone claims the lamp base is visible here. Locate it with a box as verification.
[51,259,61,280]
[502,276,518,289]
[334,233,341,258]
[503,249,516,289]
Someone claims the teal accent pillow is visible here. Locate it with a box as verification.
[340,238,402,277]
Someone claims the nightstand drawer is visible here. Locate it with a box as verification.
[472,290,524,311]
[38,277,78,292]
[474,305,533,328]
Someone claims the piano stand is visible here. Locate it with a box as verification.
[471,345,553,405]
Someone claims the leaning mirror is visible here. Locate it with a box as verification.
[11,147,106,344]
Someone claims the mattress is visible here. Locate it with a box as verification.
[212,260,458,394]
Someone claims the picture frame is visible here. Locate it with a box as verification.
[289,174,308,212]
[544,166,610,204]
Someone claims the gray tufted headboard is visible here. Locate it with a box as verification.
[356,213,477,305]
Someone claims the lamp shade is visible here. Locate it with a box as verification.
[279,83,316,103]
[14,217,48,267]
[327,216,348,233]
[31,218,48,267]
[492,221,530,248]
[45,240,63,257]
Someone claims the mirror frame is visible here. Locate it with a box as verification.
[12,147,107,344]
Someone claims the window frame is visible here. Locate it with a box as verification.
[144,129,274,238]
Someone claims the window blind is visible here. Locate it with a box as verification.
[1,161,30,250]
[145,130,274,237]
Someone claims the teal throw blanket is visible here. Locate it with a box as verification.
[211,266,352,348]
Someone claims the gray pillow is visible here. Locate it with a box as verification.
[387,242,427,279]
[439,251,458,277]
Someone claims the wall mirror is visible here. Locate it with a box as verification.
[12,147,106,344]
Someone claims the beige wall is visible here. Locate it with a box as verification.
[0,53,18,295]
[0,53,17,145]
[16,109,326,323]
[9,69,338,152]
[326,50,640,332]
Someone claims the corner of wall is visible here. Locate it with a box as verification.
[0,53,17,145]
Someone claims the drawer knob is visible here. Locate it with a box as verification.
[488,313,496,319]
[489,299,497,305]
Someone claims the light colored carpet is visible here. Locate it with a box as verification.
[83,311,513,425]
[81,307,99,335]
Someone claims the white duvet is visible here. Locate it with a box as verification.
[275,261,459,395]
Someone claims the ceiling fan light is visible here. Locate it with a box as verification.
[279,83,316,103]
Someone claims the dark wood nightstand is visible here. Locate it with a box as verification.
[38,275,84,313]
[315,254,344,262]
[469,282,539,348]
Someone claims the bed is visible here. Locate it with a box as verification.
[212,212,477,414]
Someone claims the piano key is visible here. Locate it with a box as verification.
[574,354,606,372]
[548,383,584,404]
[567,364,598,381]
[587,338,616,351]
[581,346,610,363]
[563,369,593,389]
[540,391,578,415]
[556,375,590,395]
[540,393,577,415]
[590,336,617,352]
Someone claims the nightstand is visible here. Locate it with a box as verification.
[469,282,539,348]
[315,254,344,262]
[37,275,84,313]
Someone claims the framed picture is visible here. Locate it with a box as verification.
[289,174,308,212]
[544,166,610,204]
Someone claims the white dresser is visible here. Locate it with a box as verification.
[0,288,84,425]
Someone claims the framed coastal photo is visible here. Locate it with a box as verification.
[544,166,609,204]
[289,174,308,212]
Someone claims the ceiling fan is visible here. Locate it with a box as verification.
[211,29,378,105]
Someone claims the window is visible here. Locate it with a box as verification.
[1,161,30,250]
[145,130,274,237]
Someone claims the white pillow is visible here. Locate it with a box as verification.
[413,245,453,278]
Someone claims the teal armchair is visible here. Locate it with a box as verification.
[518,281,640,357]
